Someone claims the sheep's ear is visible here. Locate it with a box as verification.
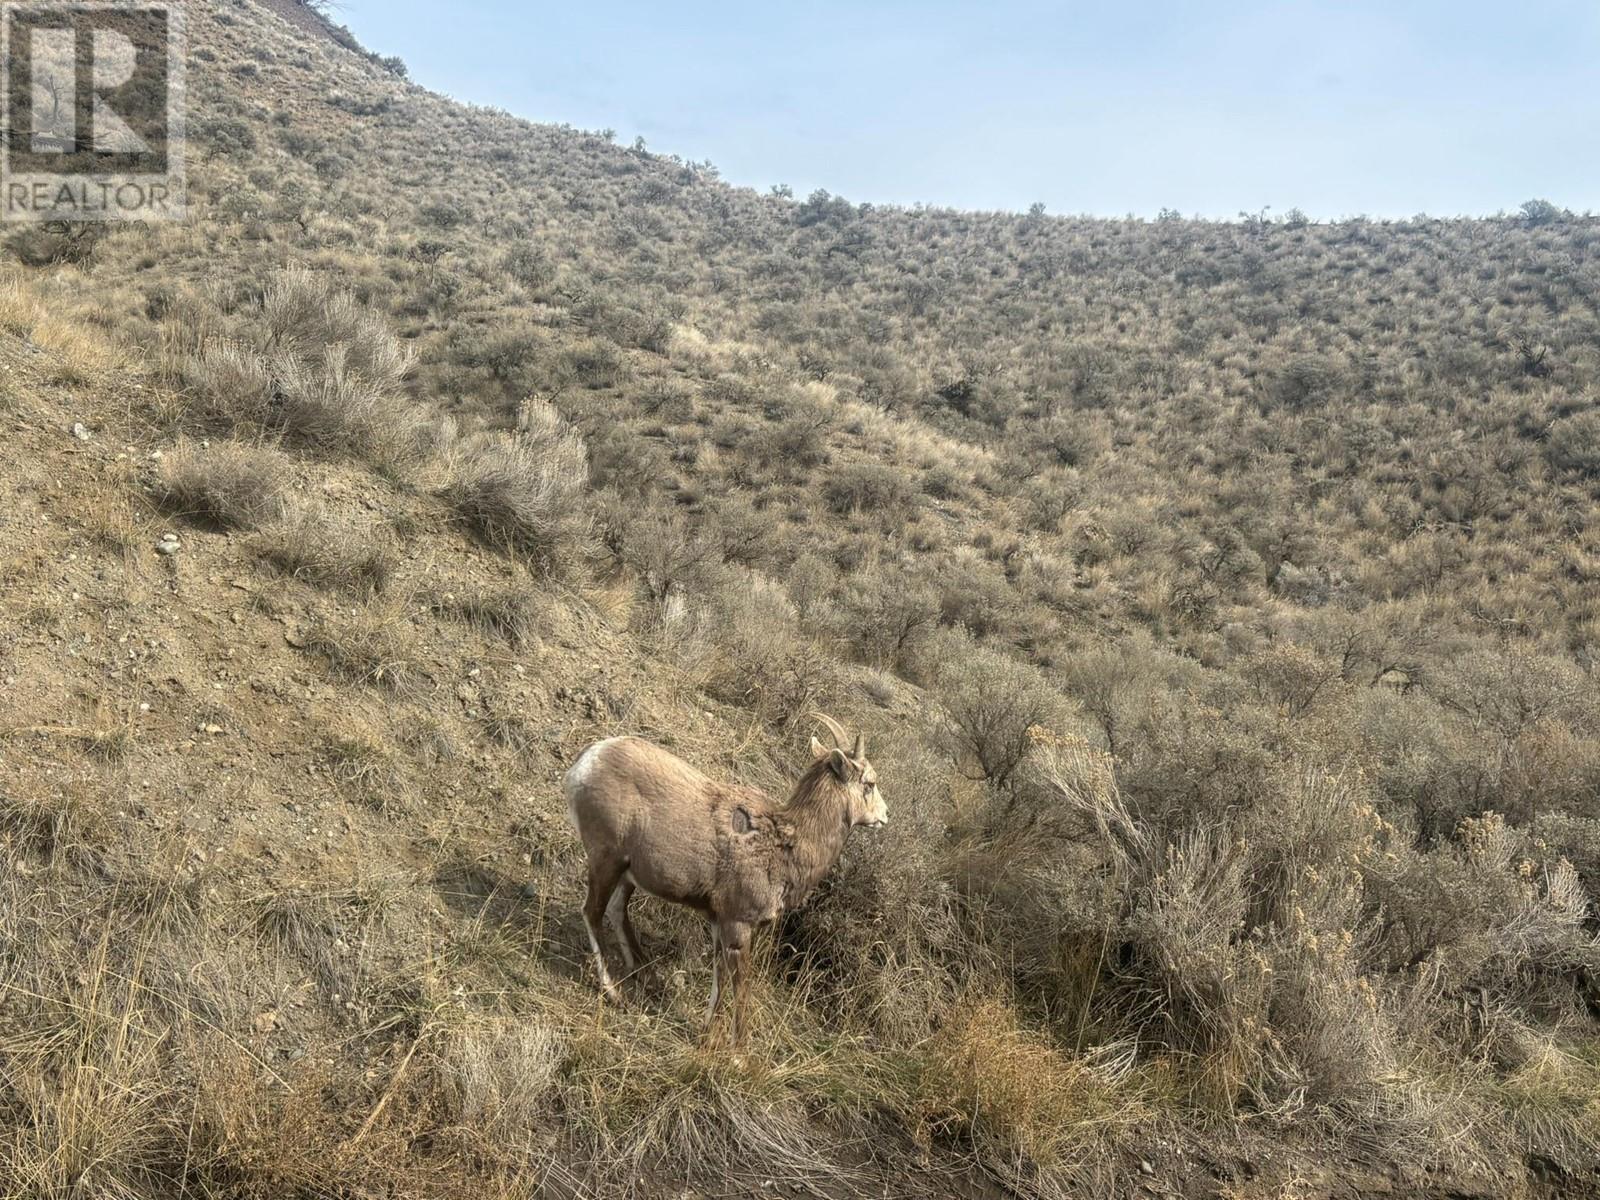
[810,735,828,760]
[826,748,851,780]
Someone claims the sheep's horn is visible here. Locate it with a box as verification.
[810,712,849,750]
[852,732,864,760]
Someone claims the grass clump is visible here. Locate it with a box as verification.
[322,724,409,813]
[301,607,421,693]
[440,415,590,572]
[254,506,396,594]
[427,584,543,646]
[154,439,289,529]
[918,994,1152,1170]
[178,270,426,472]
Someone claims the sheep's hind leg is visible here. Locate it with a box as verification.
[582,859,625,1003]
[606,877,646,975]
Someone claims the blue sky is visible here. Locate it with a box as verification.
[338,0,1600,218]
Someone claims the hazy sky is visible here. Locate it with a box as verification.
[338,0,1600,218]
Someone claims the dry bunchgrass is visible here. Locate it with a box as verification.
[0,943,173,1198]
[301,605,422,693]
[440,420,591,573]
[427,583,543,646]
[0,776,110,861]
[1487,1032,1600,1154]
[322,724,410,813]
[0,275,127,384]
[178,270,426,471]
[917,994,1153,1173]
[154,439,291,530]
[254,505,397,594]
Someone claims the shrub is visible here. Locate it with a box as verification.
[440,416,591,572]
[822,463,914,518]
[699,572,839,729]
[1521,198,1564,225]
[1428,644,1592,739]
[502,243,557,291]
[1545,411,1600,478]
[936,636,1070,787]
[831,568,940,671]
[155,439,289,529]
[1268,355,1343,410]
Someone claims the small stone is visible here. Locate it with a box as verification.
[520,881,538,900]
[154,538,180,556]
[70,422,91,441]
[1139,1160,1154,1176]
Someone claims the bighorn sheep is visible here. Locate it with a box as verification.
[563,715,887,1041]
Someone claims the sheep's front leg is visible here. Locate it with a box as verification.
[719,920,753,1047]
[706,924,723,1023]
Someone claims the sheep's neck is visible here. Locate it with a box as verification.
[779,786,851,906]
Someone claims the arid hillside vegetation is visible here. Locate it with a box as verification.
[1,1,1598,1196]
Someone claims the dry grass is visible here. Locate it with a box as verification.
[440,421,591,572]
[322,724,411,813]
[917,994,1153,1171]
[427,584,543,646]
[0,275,127,384]
[254,505,397,594]
[0,2,1596,1194]
[154,439,291,530]
[301,605,422,693]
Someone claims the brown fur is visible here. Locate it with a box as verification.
[563,726,886,1042]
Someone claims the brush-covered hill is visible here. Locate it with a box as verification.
[2,1,1599,1196]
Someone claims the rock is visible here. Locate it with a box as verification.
[70,422,91,441]
[520,882,539,900]
[155,533,181,556]
[1139,1160,1154,1176]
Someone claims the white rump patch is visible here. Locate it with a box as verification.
[564,737,621,825]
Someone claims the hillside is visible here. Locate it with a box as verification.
[1,1,1598,1196]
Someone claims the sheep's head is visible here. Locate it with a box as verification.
[810,716,887,828]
